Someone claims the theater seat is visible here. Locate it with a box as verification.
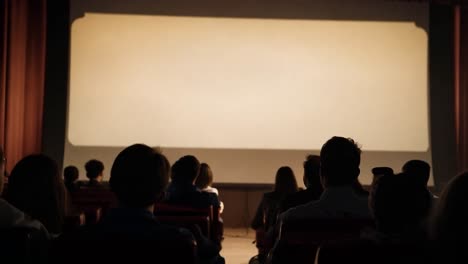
[70,188,117,216]
[63,213,85,232]
[268,218,374,264]
[52,231,198,264]
[157,215,211,238]
[0,227,48,264]
[155,203,214,218]
[82,207,102,225]
[154,203,224,245]
[316,239,434,264]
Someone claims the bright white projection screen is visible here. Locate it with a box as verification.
[65,0,431,184]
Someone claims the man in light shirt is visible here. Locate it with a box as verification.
[280,136,370,222]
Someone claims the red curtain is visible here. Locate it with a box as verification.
[456,5,468,173]
[0,0,47,173]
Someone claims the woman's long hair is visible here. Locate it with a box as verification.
[6,154,65,233]
[274,166,298,195]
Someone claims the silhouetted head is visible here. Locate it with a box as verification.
[64,165,79,183]
[6,154,65,233]
[431,172,468,246]
[195,163,213,190]
[402,160,430,186]
[85,159,104,181]
[320,137,361,187]
[171,155,200,184]
[110,144,170,208]
[274,166,298,195]
[0,147,4,193]
[370,173,431,234]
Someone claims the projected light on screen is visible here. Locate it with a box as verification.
[69,13,428,151]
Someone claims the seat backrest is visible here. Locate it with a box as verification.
[63,213,85,232]
[53,231,198,264]
[70,189,117,215]
[279,218,374,245]
[0,227,47,264]
[270,218,374,264]
[157,215,211,238]
[317,239,434,264]
[155,203,224,245]
[0,227,32,263]
[155,203,213,219]
[81,207,102,225]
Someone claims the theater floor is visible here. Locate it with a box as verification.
[222,228,258,264]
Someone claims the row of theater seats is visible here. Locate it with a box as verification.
[0,226,199,264]
[265,218,374,263]
[254,218,430,264]
[0,227,47,264]
[69,187,224,245]
[0,188,224,264]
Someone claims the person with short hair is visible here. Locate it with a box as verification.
[165,155,220,208]
[84,159,105,187]
[280,136,370,222]
[402,160,430,186]
[64,165,79,192]
[105,145,223,264]
[109,145,168,208]
[316,173,433,264]
[279,155,322,213]
[270,137,370,263]
[402,160,437,200]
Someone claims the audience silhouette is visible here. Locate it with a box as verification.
[279,155,322,214]
[59,144,224,264]
[0,149,47,234]
[369,173,431,240]
[63,165,79,193]
[165,155,220,208]
[0,150,51,263]
[2,135,468,264]
[316,173,433,264]
[252,166,298,233]
[250,166,298,263]
[5,154,66,234]
[279,136,370,222]
[196,163,219,195]
[402,159,437,200]
[196,162,224,212]
[84,159,106,188]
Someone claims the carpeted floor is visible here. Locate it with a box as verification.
[221,228,258,264]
